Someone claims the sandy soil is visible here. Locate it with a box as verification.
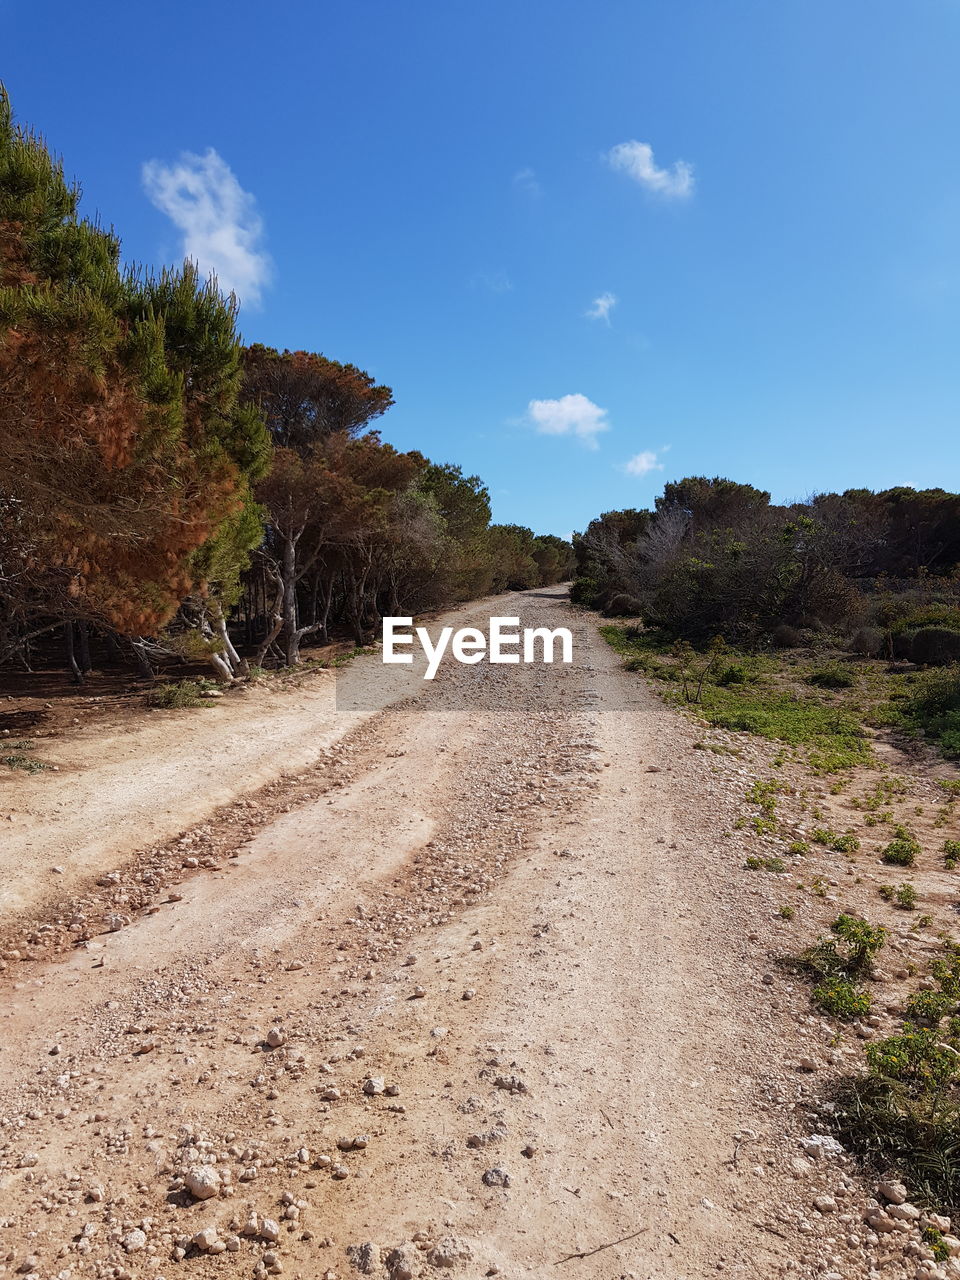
[0,595,518,921]
[0,589,945,1280]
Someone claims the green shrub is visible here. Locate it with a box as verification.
[944,840,960,863]
[932,948,960,998]
[894,668,960,758]
[569,577,601,607]
[850,626,884,657]
[905,991,953,1027]
[813,976,871,1018]
[897,604,960,633]
[744,855,786,872]
[812,828,860,853]
[772,623,803,648]
[0,753,47,773]
[145,680,211,709]
[788,840,810,856]
[836,1025,960,1210]
[778,904,796,920]
[911,627,960,667]
[882,826,921,867]
[802,913,887,980]
[867,1026,959,1085]
[808,666,856,689]
[716,663,753,685]
[894,883,918,910]
[833,833,860,852]
[922,1226,951,1263]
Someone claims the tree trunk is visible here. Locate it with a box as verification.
[253,568,286,668]
[77,621,93,673]
[130,638,155,679]
[283,535,301,665]
[64,622,84,684]
[104,629,124,665]
[211,602,248,677]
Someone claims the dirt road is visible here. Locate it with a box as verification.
[0,590,884,1280]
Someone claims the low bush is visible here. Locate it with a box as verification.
[836,1026,960,1210]
[744,855,786,872]
[145,680,212,709]
[716,663,752,686]
[813,976,871,1018]
[812,827,860,852]
[802,913,887,981]
[850,626,884,657]
[772,623,803,649]
[912,627,960,667]
[893,668,960,758]
[602,593,644,617]
[904,990,953,1026]
[882,826,921,867]
[0,753,47,773]
[808,666,856,689]
[895,883,918,910]
[569,577,601,607]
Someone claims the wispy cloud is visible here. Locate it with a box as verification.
[471,269,514,294]
[586,291,617,324]
[526,394,610,449]
[513,167,541,197]
[142,148,272,306]
[606,140,694,199]
[623,449,666,477]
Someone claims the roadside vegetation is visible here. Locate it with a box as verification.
[0,86,573,697]
[600,623,874,773]
[582,476,960,1212]
[578,476,960,761]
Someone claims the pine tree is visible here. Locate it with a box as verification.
[0,85,269,663]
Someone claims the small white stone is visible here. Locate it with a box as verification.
[122,1229,147,1253]
[184,1166,220,1200]
[879,1179,908,1205]
[193,1226,219,1251]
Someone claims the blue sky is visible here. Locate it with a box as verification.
[5,0,960,536]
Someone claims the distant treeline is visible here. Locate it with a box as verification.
[573,476,960,661]
[0,88,572,680]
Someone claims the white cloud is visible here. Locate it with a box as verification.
[526,394,610,449]
[472,269,514,294]
[142,148,272,306]
[586,291,617,324]
[606,140,694,199]
[623,449,666,477]
[513,167,541,196]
